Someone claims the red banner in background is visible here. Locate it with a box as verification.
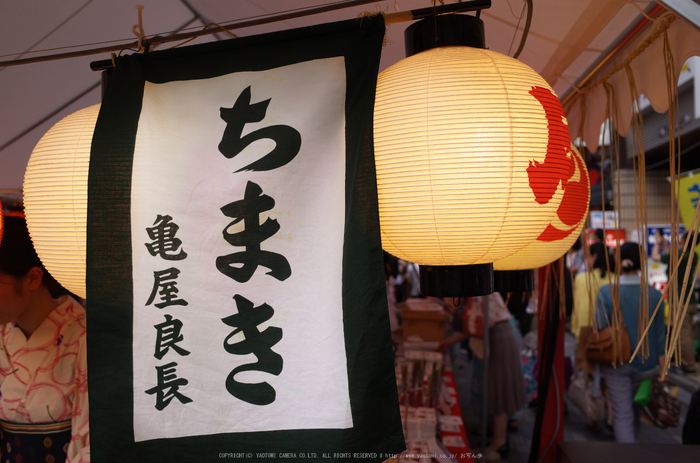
[585,228,626,248]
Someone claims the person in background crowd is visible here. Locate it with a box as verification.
[572,242,613,344]
[394,259,410,303]
[403,260,421,298]
[438,293,527,461]
[594,228,605,244]
[652,229,698,375]
[566,236,586,277]
[0,216,90,462]
[571,241,613,432]
[384,252,401,337]
[503,290,532,338]
[595,242,666,443]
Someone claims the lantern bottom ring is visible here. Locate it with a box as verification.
[419,263,493,298]
[493,269,535,293]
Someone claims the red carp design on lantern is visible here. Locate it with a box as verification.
[537,151,589,241]
[526,86,590,242]
[526,86,573,205]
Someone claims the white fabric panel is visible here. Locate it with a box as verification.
[130,57,352,441]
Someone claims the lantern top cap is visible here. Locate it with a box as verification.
[405,14,485,56]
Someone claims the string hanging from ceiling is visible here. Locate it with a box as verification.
[624,62,651,361]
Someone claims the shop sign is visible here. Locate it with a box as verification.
[86,16,403,462]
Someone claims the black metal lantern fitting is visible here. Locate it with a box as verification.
[419,264,493,298]
[493,269,535,293]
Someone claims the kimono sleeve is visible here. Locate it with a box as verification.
[67,333,90,463]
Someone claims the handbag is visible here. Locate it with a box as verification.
[585,325,631,364]
[567,372,604,422]
[645,373,682,428]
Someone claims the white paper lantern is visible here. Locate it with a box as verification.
[23,104,100,298]
[374,46,571,266]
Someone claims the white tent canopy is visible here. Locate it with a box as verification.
[2,0,699,191]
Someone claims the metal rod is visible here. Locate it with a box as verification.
[1,0,381,68]
[1,0,492,69]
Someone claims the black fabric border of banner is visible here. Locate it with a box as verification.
[87,15,404,462]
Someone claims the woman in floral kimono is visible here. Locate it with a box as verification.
[0,216,89,462]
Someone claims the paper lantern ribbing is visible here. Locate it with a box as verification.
[374,46,571,265]
[493,144,590,271]
[23,104,100,299]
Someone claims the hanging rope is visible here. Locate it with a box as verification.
[598,93,615,295]
[598,12,675,88]
[511,0,532,59]
[665,26,680,373]
[565,13,676,111]
[630,31,697,378]
[507,0,527,57]
[632,201,700,363]
[610,84,625,368]
[132,5,147,52]
[661,26,693,376]
[625,62,650,362]
[593,82,626,367]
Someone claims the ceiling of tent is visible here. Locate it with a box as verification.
[0,0,688,195]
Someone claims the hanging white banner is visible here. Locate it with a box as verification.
[131,57,352,441]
